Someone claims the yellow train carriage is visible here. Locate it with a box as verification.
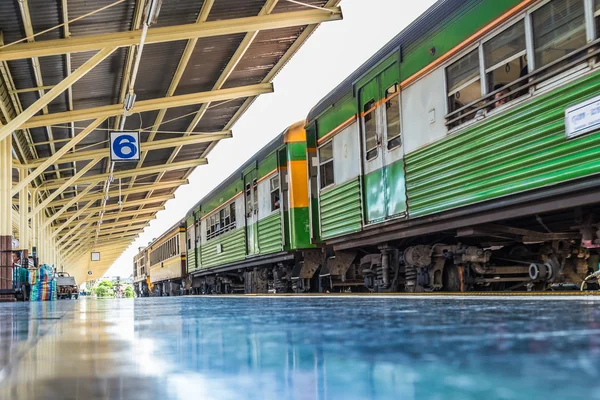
[147,221,187,296]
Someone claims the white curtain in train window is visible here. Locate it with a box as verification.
[532,0,586,68]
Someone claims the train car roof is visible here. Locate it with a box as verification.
[147,218,186,248]
[307,0,460,122]
[185,129,287,219]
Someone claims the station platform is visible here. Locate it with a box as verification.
[1,296,599,400]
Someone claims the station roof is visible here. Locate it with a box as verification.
[0,0,342,282]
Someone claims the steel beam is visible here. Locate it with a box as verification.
[25,132,230,168]
[27,157,103,217]
[57,195,174,220]
[0,49,115,142]
[85,218,155,231]
[132,0,279,209]
[47,180,187,208]
[22,83,272,129]
[0,136,11,236]
[58,212,98,248]
[126,0,280,220]
[128,0,216,188]
[57,219,151,241]
[41,159,207,190]
[18,170,28,252]
[40,183,100,228]
[51,200,97,238]
[11,118,106,196]
[60,207,165,229]
[95,224,150,237]
[0,8,343,61]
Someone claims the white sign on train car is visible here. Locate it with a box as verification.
[565,95,600,139]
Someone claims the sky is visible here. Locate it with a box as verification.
[103,0,438,278]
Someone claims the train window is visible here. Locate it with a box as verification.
[253,179,258,216]
[230,202,236,225]
[224,205,231,227]
[318,141,334,189]
[218,209,224,231]
[385,84,401,150]
[594,0,600,39]
[446,49,482,126]
[484,20,527,98]
[532,0,586,68]
[187,226,194,250]
[245,183,252,218]
[270,175,280,211]
[363,99,378,160]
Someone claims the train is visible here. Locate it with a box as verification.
[135,0,600,294]
[133,221,187,297]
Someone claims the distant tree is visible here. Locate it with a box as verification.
[98,280,114,289]
[95,285,108,297]
[94,280,116,298]
[125,286,134,298]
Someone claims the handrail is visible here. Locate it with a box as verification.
[445,38,600,126]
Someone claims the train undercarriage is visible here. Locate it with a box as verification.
[190,204,600,295]
[134,279,187,297]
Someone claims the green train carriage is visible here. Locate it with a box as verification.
[185,122,321,294]
[306,0,600,292]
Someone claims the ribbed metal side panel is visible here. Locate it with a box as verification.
[406,71,600,218]
[187,249,197,273]
[200,229,246,269]
[320,178,362,239]
[257,213,283,254]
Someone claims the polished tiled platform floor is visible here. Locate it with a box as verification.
[1,296,600,400]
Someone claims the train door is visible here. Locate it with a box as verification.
[359,77,387,223]
[244,169,259,255]
[381,79,407,219]
[359,71,407,223]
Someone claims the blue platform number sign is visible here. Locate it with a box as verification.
[110,131,140,161]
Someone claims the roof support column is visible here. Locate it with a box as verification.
[19,169,29,257]
[0,134,13,299]
[0,48,116,142]
[30,189,38,257]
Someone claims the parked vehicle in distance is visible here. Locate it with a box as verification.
[56,272,78,299]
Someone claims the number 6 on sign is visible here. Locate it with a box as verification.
[110,131,140,161]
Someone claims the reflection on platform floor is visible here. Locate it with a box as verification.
[1,296,600,399]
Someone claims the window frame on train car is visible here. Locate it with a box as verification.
[595,0,600,37]
[445,46,484,128]
[362,99,379,161]
[444,0,599,132]
[270,175,281,212]
[530,0,587,70]
[318,140,335,190]
[187,224,194,250]
[384,83,402,151]
[483,19,528,94]
[205,200,238,241]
